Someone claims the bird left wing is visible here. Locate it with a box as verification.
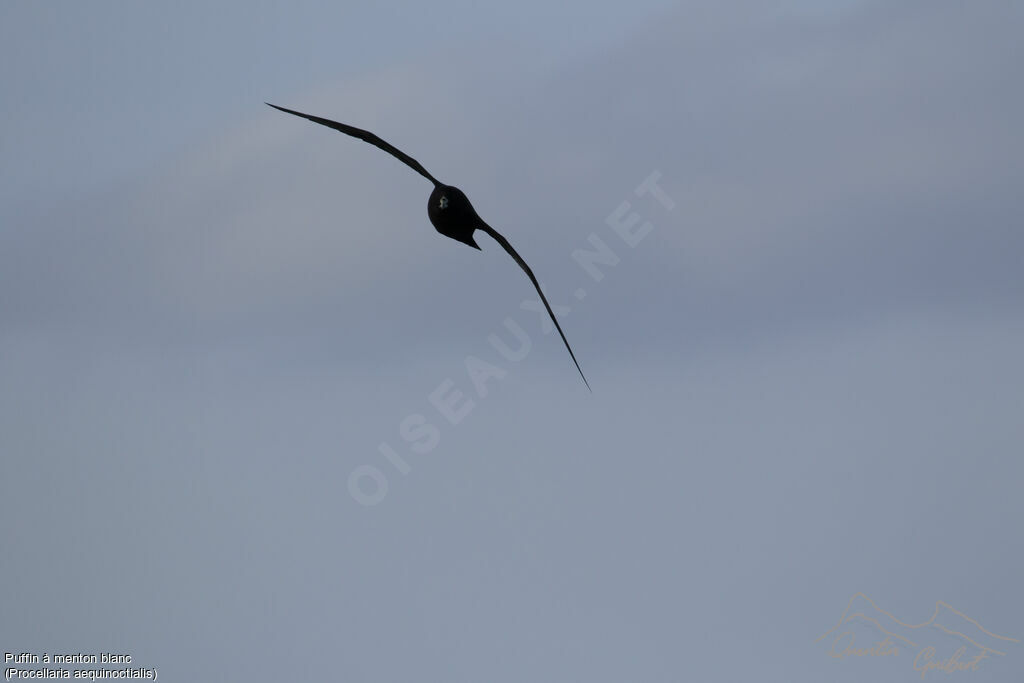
[477,222,591,392]
[266,103,440,186]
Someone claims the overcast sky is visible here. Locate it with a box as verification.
[2,1,1022,681]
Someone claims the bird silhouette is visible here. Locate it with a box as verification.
[266,103,590,391]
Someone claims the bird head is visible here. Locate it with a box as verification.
[429,184,472,213]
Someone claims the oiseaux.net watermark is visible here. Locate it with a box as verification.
[348,171,675,506]
[817,592,1019,678]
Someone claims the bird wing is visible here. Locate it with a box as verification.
[478,222,591,392]
[266,103,440,186]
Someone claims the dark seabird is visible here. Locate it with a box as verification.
[266,103,590,391]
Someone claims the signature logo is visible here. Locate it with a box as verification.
[816,593,1018,678]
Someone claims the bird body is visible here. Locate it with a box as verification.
[266,102,590,390]
[428,184,481,250]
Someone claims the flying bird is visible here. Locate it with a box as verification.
[266,103,590,391]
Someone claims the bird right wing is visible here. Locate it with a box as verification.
[266,103,440,186]
[478,221,591,392]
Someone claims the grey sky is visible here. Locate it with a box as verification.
[2,1,1022,681]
